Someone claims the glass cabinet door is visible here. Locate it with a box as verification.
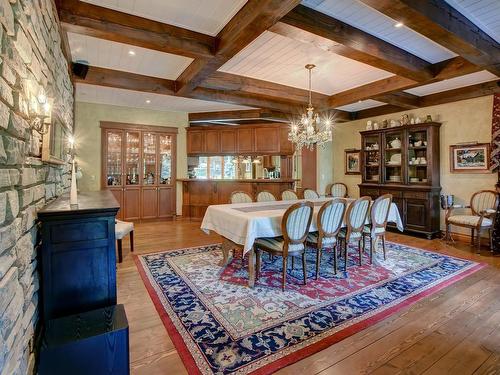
[106,131,123,186]
[383,130,403,184]
[407,128,429,184]
[362,134,380,183]
[159,134,172,185]
[125,132,140,185]
[143,133,157,185]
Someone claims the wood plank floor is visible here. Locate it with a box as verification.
[116,219,500,374]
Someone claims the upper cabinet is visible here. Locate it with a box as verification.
[187,124,293,156]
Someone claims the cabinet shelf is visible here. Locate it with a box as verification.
[408,146,427,150]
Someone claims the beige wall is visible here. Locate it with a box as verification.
[74,102,189,215]
[331,95,497,231]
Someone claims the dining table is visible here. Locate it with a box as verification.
[201,197,404,287]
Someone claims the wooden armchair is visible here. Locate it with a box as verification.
[445,190,499,253]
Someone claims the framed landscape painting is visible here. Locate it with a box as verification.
[449,143,491,173]
[345,149,361,175]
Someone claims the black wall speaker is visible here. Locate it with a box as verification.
[72,62,89,79]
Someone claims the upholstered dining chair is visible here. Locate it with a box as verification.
[281,189,298,201]
[115,220,134,263]
[363,194,392,263]
[256,190,277,202]
[326,183,348,198]
[254,201,314,291]
[306,198,347,278]
[229,191,253,204]
[445,190,499,253]
[338,196,371,271]
[303,188,320,199]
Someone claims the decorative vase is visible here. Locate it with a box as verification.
[70,160,78,205]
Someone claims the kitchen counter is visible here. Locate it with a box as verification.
[181,179,297,218]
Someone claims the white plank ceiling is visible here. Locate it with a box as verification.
[445,0,500,43]
[75,84,254,113]
[219,31,394,96]
[302,0,457,63]
[405,70,498,96]
[68,33,193,80]
[335,99,386,112]
[81,0,247,36]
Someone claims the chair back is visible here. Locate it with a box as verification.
[470,190,498,216]
[256,190,276,202]
[369,194,392,235]
[282,189,298,201]
[345,196,371,238]
[328,183,348,198]
[281,202,314,253]
[229,191,253,204]
[303,188,320,199]
[317,198,347,242]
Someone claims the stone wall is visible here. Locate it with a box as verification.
[0,0,73,374]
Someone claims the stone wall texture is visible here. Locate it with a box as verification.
[0,0,73,374]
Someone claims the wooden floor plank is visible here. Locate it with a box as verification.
[115,220,500,375]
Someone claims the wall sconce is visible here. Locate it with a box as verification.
[28,88,52,135]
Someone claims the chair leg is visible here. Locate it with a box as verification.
[129,231,134,252]
[256,249,261,280]
[358,240,362,266]
[476,229,481,254]
[291,256,295,270]
[369,236,373,265]
[471,229,475,245]
[117,239,123,263]
[315,247,322,280]
[382,236,386,260]
[333,244,337,275]
[282,257,287,291]
[302,252,307,285]
[344,240,348,272]
[362,235,366,253]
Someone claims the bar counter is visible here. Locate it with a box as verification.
[180,178,297,218]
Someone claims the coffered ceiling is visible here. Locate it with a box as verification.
[56,0,500,122]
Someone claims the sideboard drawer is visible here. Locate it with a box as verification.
[380,189,402,198]
[360,188,379,197]
[403,191,428,200]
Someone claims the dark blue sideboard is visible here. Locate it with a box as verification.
[38,190,120,321]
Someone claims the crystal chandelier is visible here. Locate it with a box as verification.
[288,64,333,151]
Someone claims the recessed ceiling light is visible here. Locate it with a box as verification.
[128,50,136,56]
[145,99,151,104]
[394,22,404,28]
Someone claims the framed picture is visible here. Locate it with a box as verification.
[449,143,491,173]
[345,149,361,175]
[42,113,70,165]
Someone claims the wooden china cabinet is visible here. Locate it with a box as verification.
[101,122,177,220]
[359,122,441,239]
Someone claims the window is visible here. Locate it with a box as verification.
[193,156,236,179]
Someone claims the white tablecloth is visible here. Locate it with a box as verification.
[201,198,404,253]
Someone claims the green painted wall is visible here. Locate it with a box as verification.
[74,102,189,215]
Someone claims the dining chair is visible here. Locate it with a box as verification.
[281,189,298,201]
[363,194,392,263]
[256,190,277,202]
[229,191,253,204]
[338,196,371,271]
[303,188,320,199]
[445,190,498,253]
[254,201,314,291]
[115,220,134,263]
[306,198,347,278]
[326,183,348,198]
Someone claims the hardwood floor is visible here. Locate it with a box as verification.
[116,219,500,374]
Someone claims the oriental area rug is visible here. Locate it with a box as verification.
[135,242,483,375]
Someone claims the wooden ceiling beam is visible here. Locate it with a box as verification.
[74,65,177,95]
[189,109,290,123]
[373,92,420,109]
[354,80,500,120]
[175,0,301,95]
[359,0,500,76]
[200,71,330,107]
[55,0,215,59]
[271,4,433,82]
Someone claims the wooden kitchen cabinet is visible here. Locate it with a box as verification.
[101,122,177,220]
[254,127,280,153]
[186,124,293,156]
